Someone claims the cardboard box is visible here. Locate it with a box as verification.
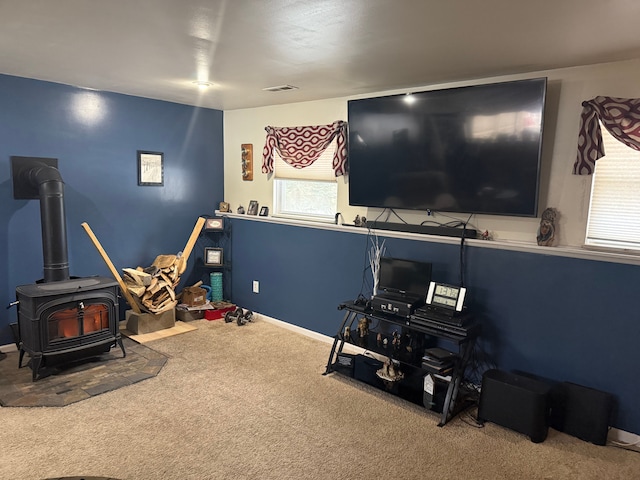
[176,308,205,322]
[182,286,207,307]
[125,309,176,334]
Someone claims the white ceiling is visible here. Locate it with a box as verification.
[1,0,639,111]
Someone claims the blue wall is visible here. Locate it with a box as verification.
[230,218,640,434]
[0,74,224,343]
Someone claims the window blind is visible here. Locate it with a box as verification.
[274,140,337,181]
[585,125,640,250]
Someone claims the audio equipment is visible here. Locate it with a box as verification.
[365,221,478,238]
[549,381,614,445]
[370,295,422,318]
[477,369,552,443]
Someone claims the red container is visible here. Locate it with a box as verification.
[204,306,236,321]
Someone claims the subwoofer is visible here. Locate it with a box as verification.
[477,369,552,443]
[549,381,614,446]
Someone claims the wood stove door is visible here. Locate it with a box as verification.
[48,301,111,343]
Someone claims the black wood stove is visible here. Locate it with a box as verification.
[11,156,125,381]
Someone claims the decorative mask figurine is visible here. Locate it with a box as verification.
[537,208,558,246]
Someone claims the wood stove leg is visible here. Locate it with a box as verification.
[117,336,126,358]
[31,353,42,382]
[18,348,26,368]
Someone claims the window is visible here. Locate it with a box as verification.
[273,141,337,222]
[585,124,640,252]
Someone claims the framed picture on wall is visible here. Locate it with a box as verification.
[137,151,164,186]
[204,247,223,266]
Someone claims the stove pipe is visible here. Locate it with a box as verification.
[11,157,70,283]
[30,164,70,282]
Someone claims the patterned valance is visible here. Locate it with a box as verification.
[262,120,347,176]
[574,96,640,175]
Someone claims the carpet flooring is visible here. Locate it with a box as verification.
[0,337,167,407]
[1,318,639,480]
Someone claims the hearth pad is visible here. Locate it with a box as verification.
[0,337,166,407]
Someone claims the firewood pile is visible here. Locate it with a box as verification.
[121,254,187,314]
[82,217,207,316]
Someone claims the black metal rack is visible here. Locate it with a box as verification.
[324,301,480,427]
[197,217,232,302]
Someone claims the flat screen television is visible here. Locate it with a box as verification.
[378,257,432,298]
[348,77,547,217]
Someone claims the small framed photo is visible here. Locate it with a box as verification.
[137,151,164,186]
[204,247,223,266]
[219,201,230,212]
[247,200,259,215]
[204,217,224,231]
[259,206,269,216]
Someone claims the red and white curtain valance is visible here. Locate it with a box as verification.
[574,96,640,175]
[262,120,348,176]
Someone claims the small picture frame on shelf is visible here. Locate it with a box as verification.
[204,247,223,266]
[204,217,224,231]
[247,200,259,215]
[259,206,269,216]
[219,201,230,212]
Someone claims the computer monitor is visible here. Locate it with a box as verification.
[378,257,432,298]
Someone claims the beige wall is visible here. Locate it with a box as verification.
[223,58,640,247]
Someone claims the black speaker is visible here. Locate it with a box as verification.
[549,382,614,446]
[477,369,552,443]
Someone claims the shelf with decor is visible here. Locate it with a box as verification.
[197,216,232,302]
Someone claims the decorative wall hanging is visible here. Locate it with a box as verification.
[242,144,253,181]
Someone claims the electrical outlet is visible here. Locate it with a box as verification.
[252,280,259,293]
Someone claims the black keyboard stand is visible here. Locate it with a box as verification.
[324,301,481,427]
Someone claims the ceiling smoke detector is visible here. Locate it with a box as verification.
[262,84,299,92]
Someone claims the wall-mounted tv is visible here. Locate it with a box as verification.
[347,78,547,217]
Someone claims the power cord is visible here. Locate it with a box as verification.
[459,213,473,287]
[388,208,408,223]
[608,436,640,451]
[458,405,485,429]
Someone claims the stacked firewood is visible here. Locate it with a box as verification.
[122,254,186,314]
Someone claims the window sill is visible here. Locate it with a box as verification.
[218,212,640,267]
